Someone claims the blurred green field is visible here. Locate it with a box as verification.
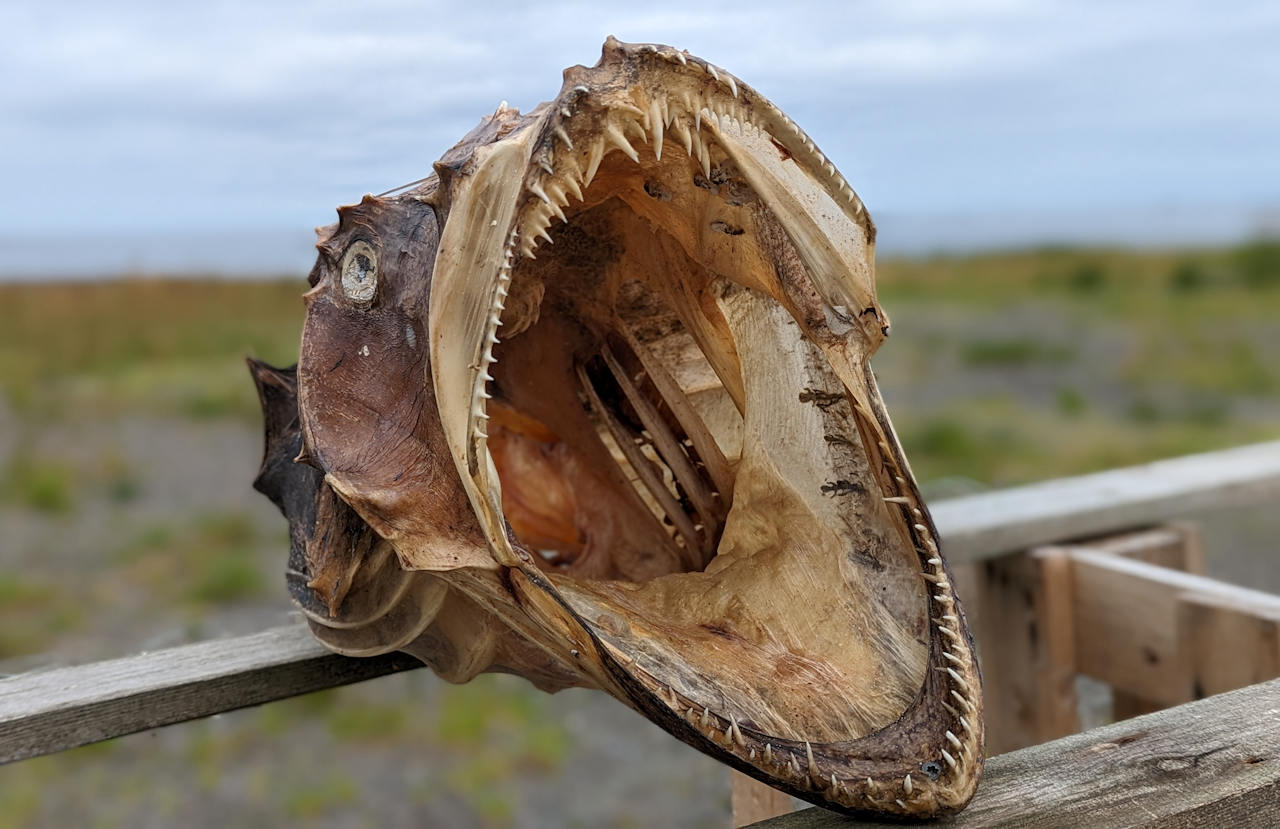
[0,241,1277,826]
[2,241,1277,483]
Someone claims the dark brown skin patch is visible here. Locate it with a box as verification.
[298,188,483,552]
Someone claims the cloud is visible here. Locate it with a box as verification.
[0,0,1276,247]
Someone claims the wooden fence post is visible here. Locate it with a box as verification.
[972,548,1079,755]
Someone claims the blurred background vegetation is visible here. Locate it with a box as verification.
[1,241,1278,826]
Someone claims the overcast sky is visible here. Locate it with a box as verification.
[3,1,1278,272]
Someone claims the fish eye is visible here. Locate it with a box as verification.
[340,241,378,307]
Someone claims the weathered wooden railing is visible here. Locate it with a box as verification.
[4,440,1280,823]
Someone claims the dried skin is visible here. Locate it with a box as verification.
[253,38,985,818]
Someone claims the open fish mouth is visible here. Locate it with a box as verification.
[258,38,983,818]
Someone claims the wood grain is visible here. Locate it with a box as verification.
[1088,525,1204,720]
[932,440,1280,564]
[1070,549,1280,705]
[751,677,1280,827]
[973,549,1079,755]
[0,623,422,764]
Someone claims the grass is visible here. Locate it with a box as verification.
[0,278,303,420]
[873,239,1280,487]
[0,573,85,659]
[960,337,1073,367]
[0,452,76,513]
[107,513,269,610]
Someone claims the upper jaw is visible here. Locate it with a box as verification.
[428,36,889,568]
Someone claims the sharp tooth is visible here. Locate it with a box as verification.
[584,140,605,185]
[725,74,738,97]
[615,100,645,119]
[560,153,585,188]
[536,227,554,245]
[707,64,720,82]
[696,140,711,178]
[700,707,710,728]
[946,730,963,751]
[553,124,573,150]
[563,173,583,202]
[530,182,551,206]
[560,106,572,118]
[673,119,693,155]
[805,741,819,778]
[695,107,702,131]
[903,774,913,795]
[675,50,687,66]
[649,99,664,160]
[538,159,554,176]
[604,123,640,162]
[941,749,957,770]
[763,743,773,763]
[545,182,569,209]
[729,715,744,747]
[625,117,648,145]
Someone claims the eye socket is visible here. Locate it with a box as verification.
[340,241,378,307]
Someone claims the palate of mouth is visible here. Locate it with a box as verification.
[475,78,947,758]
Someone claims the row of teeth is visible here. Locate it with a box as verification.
[864,382,980,804]
[471,42,870,467]
[514,44,869,262]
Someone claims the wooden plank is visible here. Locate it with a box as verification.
[1070,549,1280,706]
[732,771,793,826]
[0,624,422,764]
[931,440,1280,563]
[750,677,1280,828]
[972,549,1078,754]
[1082,524,1203,719]
[1180,595,1280,699]
[1083,523,1205,574]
